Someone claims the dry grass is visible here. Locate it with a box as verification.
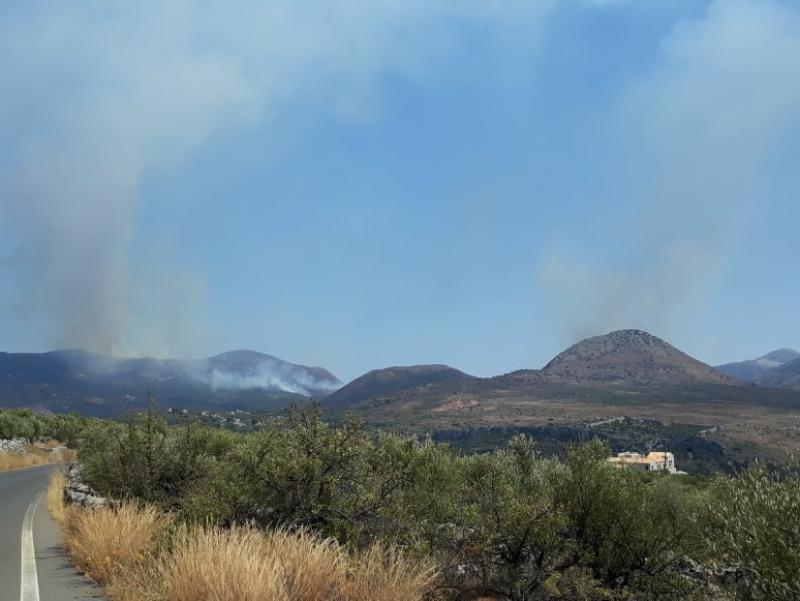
[46,469,69,525]
[159,526,438,601]
[57,500,438,601]
[1,449,62,472]
[62,503,172,585]
[38,438,66,449]
[0,443,75,473]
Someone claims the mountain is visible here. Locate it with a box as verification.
[541,329,736,386]
[324,364,474,408]
[754,357,800,391]
[716,349,800,383]
[325,330,739,413]
[204,350,341,394]
[317,330,800,443]
[0,349,341,415]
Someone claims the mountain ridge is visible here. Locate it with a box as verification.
[324,329,739,412]
[6,331,800,417]
[0,348,342,415]
[754,356,800,391]
[716,348,800,383]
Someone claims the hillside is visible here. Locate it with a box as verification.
[0,349,341,415]
[542,329,735,386]
[326,331,761,417]
[717,348,800,382]
[324,331,800,445]
[755,357,800,391]
[324,364,474,408]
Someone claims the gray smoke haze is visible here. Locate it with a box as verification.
[61,348,341,396]
[537,0,800,343]
[205,364,340,396]
[0,1,557,357]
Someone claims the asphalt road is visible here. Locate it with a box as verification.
[0,466,104,601]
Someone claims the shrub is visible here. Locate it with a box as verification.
[0,409,89,445]
[79,412,234,507]
[192,407,454,547]
[705,468,800,601]
[558,440,699,595]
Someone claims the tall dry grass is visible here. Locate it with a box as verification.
[62,502,173,585]
[160,526,438,601]
[0,440,75,472]
[0,444,75,473]
[46,469,69,525]
[56,500,438,601]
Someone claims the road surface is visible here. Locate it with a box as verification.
[0,466,104,601]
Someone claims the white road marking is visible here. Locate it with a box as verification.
[20,492,42,601]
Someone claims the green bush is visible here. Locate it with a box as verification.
[79,410,236,506]
[558,441,700,594]
[0,408,89,445]
[705,468,800,601]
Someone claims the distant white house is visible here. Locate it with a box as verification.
[608,451,676,474]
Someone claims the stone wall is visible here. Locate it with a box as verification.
[0,438,27,454]
[64,464,110,508]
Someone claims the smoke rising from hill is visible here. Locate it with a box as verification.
[537,0,800,343]
[0,1,555,356]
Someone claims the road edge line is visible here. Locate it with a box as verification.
[20,492,42,601]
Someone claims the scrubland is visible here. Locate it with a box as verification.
[48,473,436,601]
[40,406,800,600]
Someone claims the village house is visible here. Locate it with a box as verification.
[608,451,676,474]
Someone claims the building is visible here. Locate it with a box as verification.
[608,451,676,474]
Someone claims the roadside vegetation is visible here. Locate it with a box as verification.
[46,405,800,601]
[0,409,82,472]
[0,442,73,472]
[47,473,436,601]
[0,409,90,444]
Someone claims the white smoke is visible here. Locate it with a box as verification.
[0,0,557,356]
[205,367,339,396]
[65,348,341,396]
[537,0,800,343]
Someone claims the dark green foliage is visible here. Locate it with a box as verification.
[557,441,700,596]
[79,410,237,506]
[0,408,90,445]
[704,468,800,601]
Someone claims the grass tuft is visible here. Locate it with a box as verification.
[62,502,172,585]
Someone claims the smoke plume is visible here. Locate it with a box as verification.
[537,0,800,343]
[0,1,555,356]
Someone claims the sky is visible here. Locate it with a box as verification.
[0,0,799,382]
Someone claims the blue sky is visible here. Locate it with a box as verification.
[1,0,799,381]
